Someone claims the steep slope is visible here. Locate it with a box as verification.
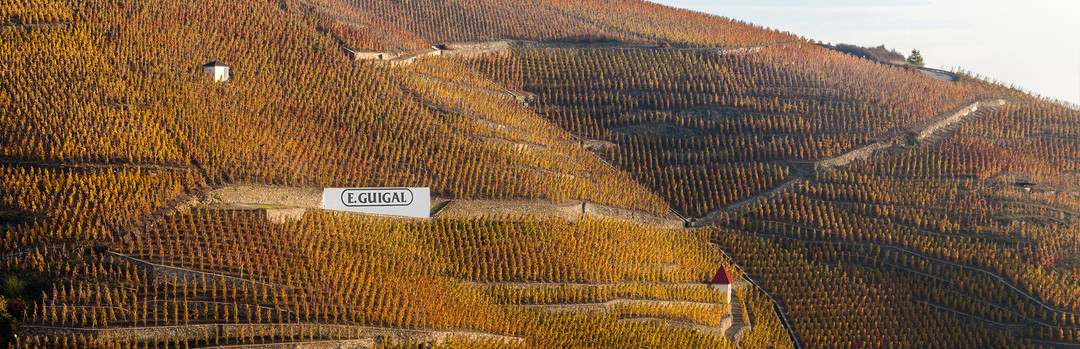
[466,44,997,217]
[714,96,1080,347]
[0,0,665,212]
[4,0,1080,347]
[458,38,1080,347]
[0,0,787,347]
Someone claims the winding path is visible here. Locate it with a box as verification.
[695,99,1007,226]
[918,68,960,82]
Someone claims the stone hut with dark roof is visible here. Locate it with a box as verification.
[202,61,230,82]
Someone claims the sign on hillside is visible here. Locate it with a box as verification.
[322,187,430,218]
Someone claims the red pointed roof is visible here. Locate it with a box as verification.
[710,266,732,285]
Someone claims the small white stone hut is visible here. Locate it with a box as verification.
[202,61,230,82]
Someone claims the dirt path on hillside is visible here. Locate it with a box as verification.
[696,99,1007,226]
[817,99,1005,169]
[918,68,959,82]
[698,178,806,226]
[915,99,1005,141]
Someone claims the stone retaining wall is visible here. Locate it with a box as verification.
[917,99,1005,140]
[814,140,895,169]
[440,41,511,58]
[583,202,683,229]
[103,251,291,293]
[196,185,682,228]
[23,323,524,347]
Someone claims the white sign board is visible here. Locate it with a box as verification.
[322,187,430,218]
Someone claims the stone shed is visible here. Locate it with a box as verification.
[201,61,230,82]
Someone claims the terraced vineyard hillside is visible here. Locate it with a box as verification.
[462,44,1080,347]
[2,0,1080,347]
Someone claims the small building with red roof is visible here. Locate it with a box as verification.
[710,266,733,303]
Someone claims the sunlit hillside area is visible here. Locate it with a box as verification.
[2,0,1080,347]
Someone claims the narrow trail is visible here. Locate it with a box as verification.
[699,178,806,226]
[819,99,1005,169]
[725,286,750,344]
[919,101,1003,148]
[695,99,1007,226]
[917,68,960,82]
[342,34,799,67]
[833,258,1061,330]
[917,100,1005,142]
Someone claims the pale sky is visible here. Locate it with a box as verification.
[650,0,1080,106]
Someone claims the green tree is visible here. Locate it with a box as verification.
[0,276,24,299]
[907,49,925,67]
